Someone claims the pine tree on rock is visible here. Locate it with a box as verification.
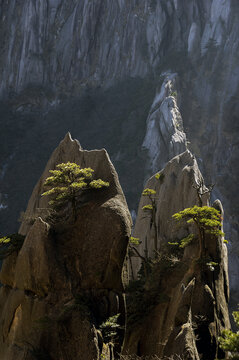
[42,162,109,222]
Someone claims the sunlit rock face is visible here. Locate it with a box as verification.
[124,151,230,359]
[0,0,239,303]
[132,150,208,277]
[0,135,131,360]
[142,73,187,173]
[0,0,236,98]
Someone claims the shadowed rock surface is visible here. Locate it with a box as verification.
[124,151,230,359]
[0,134,132,360]
[0,0,239,307]
[131,150,208,276]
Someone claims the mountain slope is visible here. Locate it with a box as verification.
[0,0,238,303]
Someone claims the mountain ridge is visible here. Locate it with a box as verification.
[0,0,238,306]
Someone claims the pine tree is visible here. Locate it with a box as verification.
[170,205,225,257]
[42,162,109,221]
[219,308,239,359]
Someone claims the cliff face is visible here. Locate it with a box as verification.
[131,150,208,276]
[0,0,238,302]
[124,151,230,359]
[0,0,235,96]
[0,135,132,359]
[0,139,230,359]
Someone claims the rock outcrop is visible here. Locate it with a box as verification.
[0,134,132,359]
[0,0,239,318]
[142,73,187,173]
[131,150,208,276]
[124,151,230,359]
[0,0,236,98]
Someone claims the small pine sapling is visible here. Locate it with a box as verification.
[141,172,164,256]
[0,233,25,260]
[99,314,120,344]
[219,308,239,359]
[142,187,157,254]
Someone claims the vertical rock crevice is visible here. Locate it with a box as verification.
[124,150,230,359]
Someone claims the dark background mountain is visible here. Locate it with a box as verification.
[0,0,238,304]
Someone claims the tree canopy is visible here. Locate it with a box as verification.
[172,205,224,237]
[170,205,225,258]
[42,162,109,221]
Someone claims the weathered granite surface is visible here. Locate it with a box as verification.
[0,0,238,307]
[124,151,230,359]
[0,134,132,359]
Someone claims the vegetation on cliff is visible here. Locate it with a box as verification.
[219,308,239,359]
[170,205,224,255]
[124,169,230,359]
[42,161,109,221]
[0,233,25,260]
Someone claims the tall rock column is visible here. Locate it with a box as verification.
[0,133,132,360]
[124,151,230,360]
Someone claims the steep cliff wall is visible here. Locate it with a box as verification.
[0,0,238,303]
[0,135,132,359]
[124,151,230,359]
[0,0,235,97]
[131,150,208,276]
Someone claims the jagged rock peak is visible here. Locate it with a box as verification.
[19,132,129,235]
[132,149,208,272]
[124,150,230,359]
[0,134,132,359]
[62,131,82,149]
[142,73,187,173]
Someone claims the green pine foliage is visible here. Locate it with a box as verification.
[155,172,164,182]
[0,233,25,260]
[99,314,120,343]
[170,205,226,269]
[169,234,195,249]
[142,188,156,197]
[219,308,239,359]
[129,237,141,245]
[140,172,164,254]
[42,162,109,221]
[179,234,194,248]
[172,205,224,238]
[141,188,156,213]
[142,204,153,211]
[206,261,218,271]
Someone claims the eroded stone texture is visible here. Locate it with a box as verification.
[0,0,239,308]
[131,150,208,275]
[0,134,131,360]
[142,73,187,173]
[124,151,230,359]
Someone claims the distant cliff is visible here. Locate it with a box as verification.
[0,0,238,305]
[0,0,235,97]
